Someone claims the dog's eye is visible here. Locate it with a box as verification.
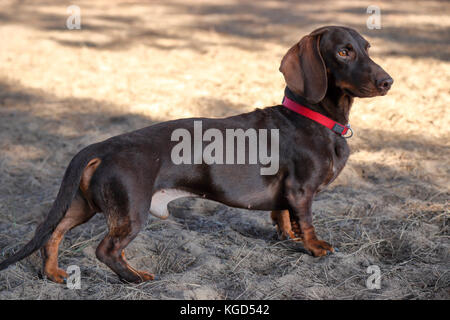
[338,49,349,57]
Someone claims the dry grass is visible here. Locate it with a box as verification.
[0,0,449,299]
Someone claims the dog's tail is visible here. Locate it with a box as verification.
[0,147,98,271]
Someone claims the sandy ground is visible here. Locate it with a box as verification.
[0,0,448,299]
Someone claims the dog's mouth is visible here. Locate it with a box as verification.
[343,87,374,98]
[339,81,377,98]
[377,86,391,96]
[344,83,384,98]
[343,87,357,97]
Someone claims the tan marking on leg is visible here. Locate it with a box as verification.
[121,251,154,281]
[42,228,68,283]
[271,210,302,241]
[301,225,334,257]
[291,219,303,239]
[42,192,96,283]
[96,235,155,283]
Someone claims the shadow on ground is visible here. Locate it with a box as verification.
[1,0,448,60]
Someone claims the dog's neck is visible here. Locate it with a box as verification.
[284,86,353,125]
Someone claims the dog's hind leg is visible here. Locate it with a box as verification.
[94,174,154,283]
[41,157,101,283]
[95,212,154,283]
[96,224,154,283]
[41,190,96,283]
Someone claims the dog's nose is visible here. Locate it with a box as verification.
[376,76,393,92]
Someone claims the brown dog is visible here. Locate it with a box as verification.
[0,26,392,283]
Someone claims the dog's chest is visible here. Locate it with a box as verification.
[318,138,349,191]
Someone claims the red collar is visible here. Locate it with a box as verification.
[282,96,353,138]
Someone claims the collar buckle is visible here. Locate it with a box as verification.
[343,124,353,139]
[332,123,346,135]
[330,121,354,139]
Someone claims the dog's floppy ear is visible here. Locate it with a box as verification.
[279,28,328,103]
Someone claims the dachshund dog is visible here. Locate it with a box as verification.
[0,26,392,283]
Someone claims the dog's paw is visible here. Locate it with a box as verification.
[138,270,155,282]
[45,267,68,284]
[304,239,334,257]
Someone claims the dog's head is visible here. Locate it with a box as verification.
[280,26,393,103]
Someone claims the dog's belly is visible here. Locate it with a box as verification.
[149,186,283,219]
[149,189,199,219]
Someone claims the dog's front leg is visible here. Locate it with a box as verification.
[271,210,303,241]
[286,188,334,257]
